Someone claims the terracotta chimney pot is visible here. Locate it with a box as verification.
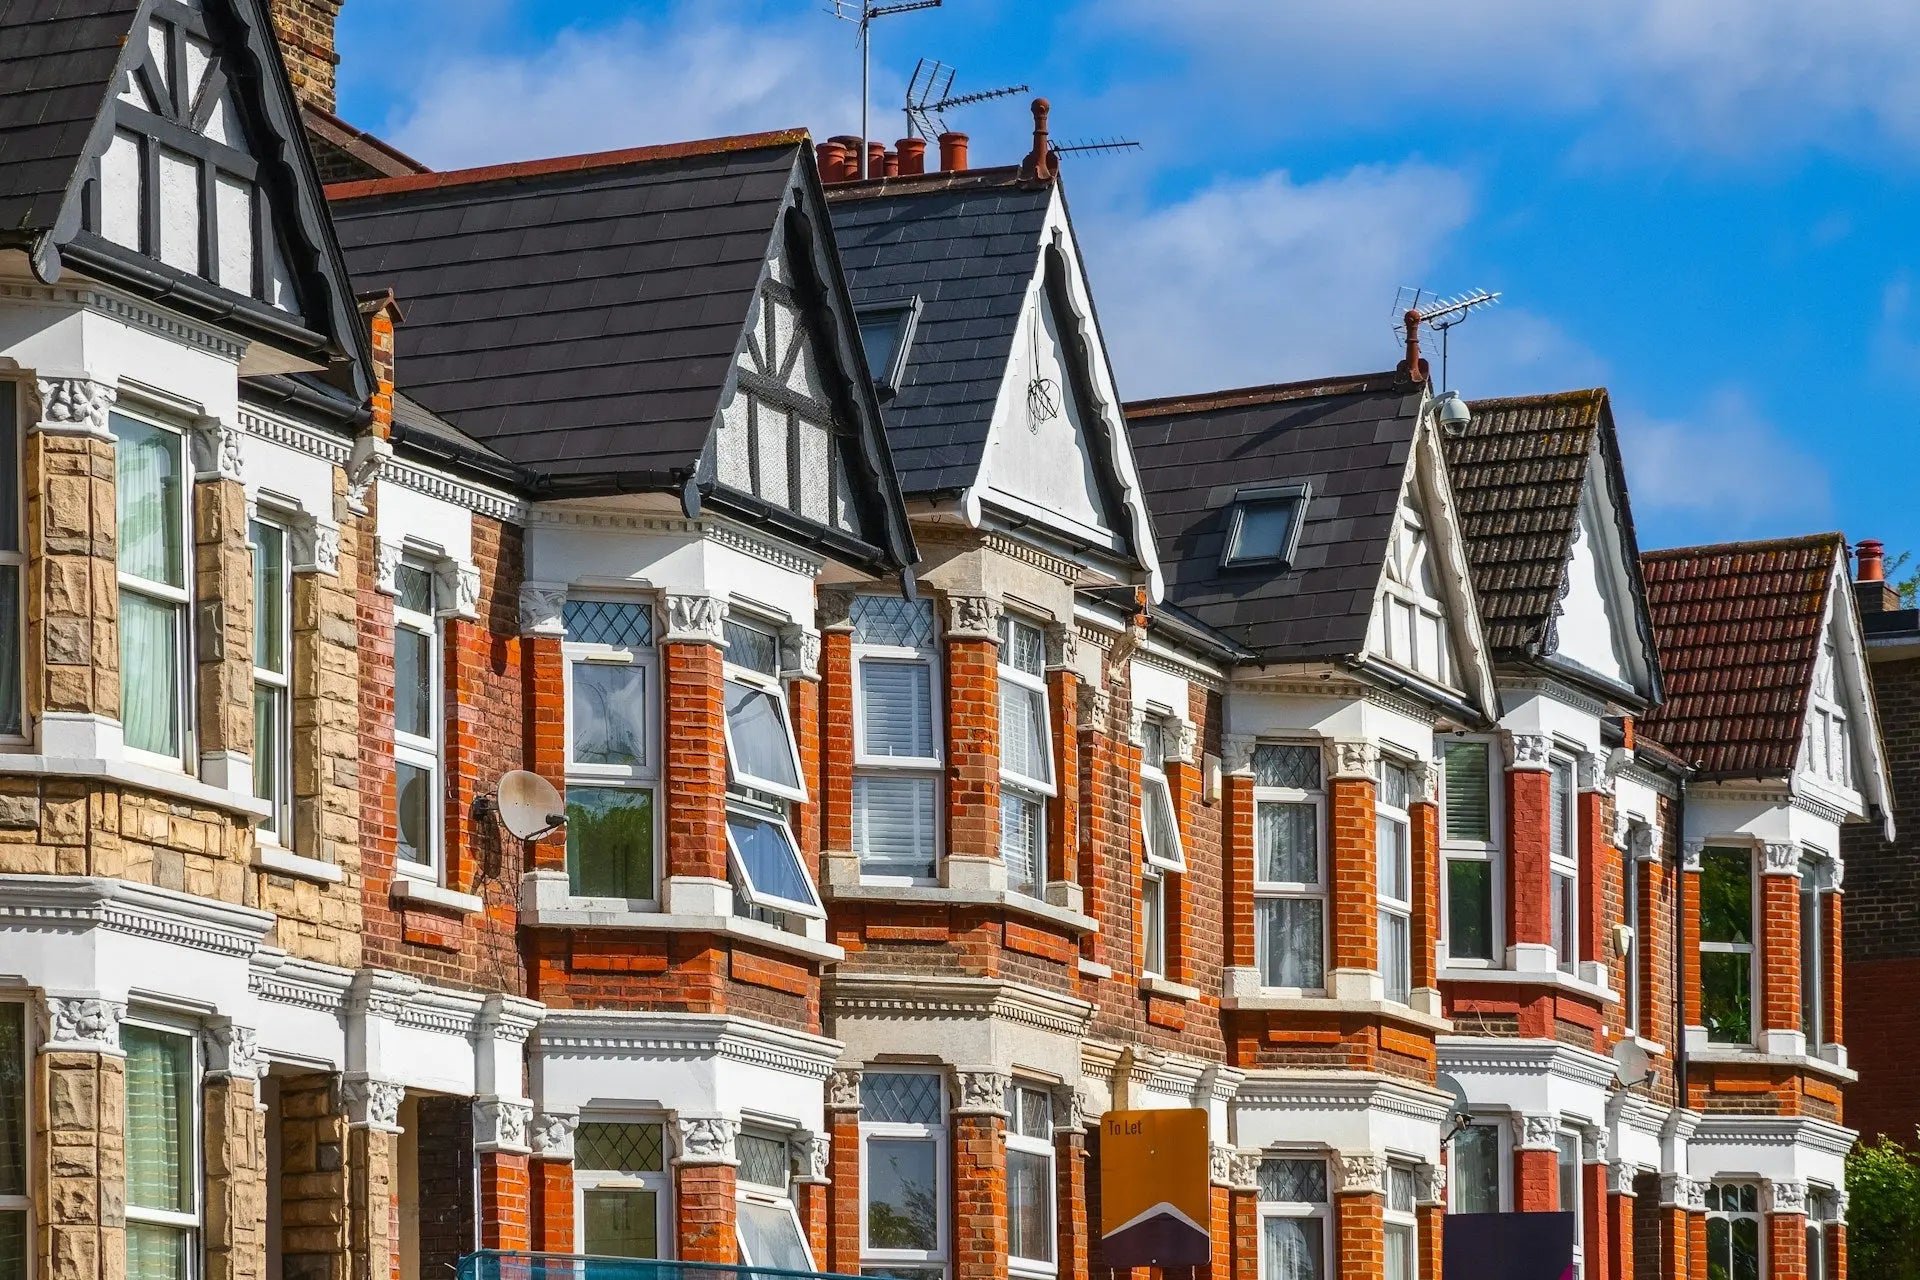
[938,131,969,173]
[1859,538,1887,582]
[816,141,849,184]
[897,137,927,176]
[867,141,886,177]
[883,151,900,178]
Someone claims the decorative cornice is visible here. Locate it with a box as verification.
[0,875,275,960]
[40,995,126,1054]
[238,406,353,466]
[474,1097,534,1153]
[1230,1071,1452,1125]
[663,593,727,647]
[519,585,568,637]
[531,1011,843,1081]
[943,593,1003,642]
[707,519,823,579]
[1504,732,1551,771]
[1436,1037,1620,1091]
[976,532,1081,585]
[385,455,528,527]
[1131,638,1227,692]
[1687,1114,1858,1158]
[31,376,117,438]
[673,1114,741,1166]
[342,1076,405,1132]
[530,1110,579,1160]
[82,283,250,360]
[1333,1150,1386,1195]
[248,950,356,1013]
[827,973,1096,1039]
[1496,675,1609,720]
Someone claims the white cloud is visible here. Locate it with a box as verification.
[1615,390,1832,542]
[381,7,866,169]
[1107,0,1920,157]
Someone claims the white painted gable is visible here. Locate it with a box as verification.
[1554,479,1633,687]
[1798,594,1863,797]
[1369,473,1464,691]
[976,284,1121,548]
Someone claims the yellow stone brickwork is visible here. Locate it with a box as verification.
[39,1051,126,1280]
[30,431,117,720]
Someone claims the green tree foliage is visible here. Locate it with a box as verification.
[1846,1135,1920,1280]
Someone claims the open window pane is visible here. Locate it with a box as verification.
[724,679,805,798]
[739,1199,813,1271]
[583,1188,659,1259]
[571,663,648,767]
[1143,774,1185,870]
[727,809,822,916]
[861,660,934,758]
[120,591,181,756]
[866,1138,939,1251]
[566,786,654,898]
[855,776,937,879]
[1256,897,1324,988]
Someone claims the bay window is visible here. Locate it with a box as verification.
[1257,1156,1328,1280]
[575,1120,669,1259]
[860,1070,947,1278]
[1704,1182,1761,1280]
[722,616,821,920]
[1549,755,1578,974]
[1448,1121,1504,1214]
[124,1021,198,1280]
[1141,716,1185,979]
[1253,744,1326,992]
[1377,758,1413,1003]
[998,616,1054,899]
[563,598,657,902]
[852,596,941,882]
[0,1004,25,1280]
[1439,738,1498,964]
[736,1128,813,1271]
[1005,1084,1055,1274]
[250,518,292,842]
[1385,1163,1418,1280]
[0,389,21,738]
[115,412,192,765]
[1700,846,1755,1045]
[391,560,441,879]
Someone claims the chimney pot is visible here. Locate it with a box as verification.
[897,137,927,176]
[816,141,849,184]
[883,150,900,178]
[1399,308,1429,384]
[1854,538,1902,613]
[1859,538,1886,582]
[1019,97,1056,185]
[938,131,969,173]
[867,142,887,177]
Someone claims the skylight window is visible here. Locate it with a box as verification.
[857,299,921,393]
[1221,483,1311,569]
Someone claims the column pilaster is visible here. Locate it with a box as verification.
[825,1070,862,1275]
[517,586,568,874]
[1332,1151,1386,1280]
[951,1069,1010,1280]
[818,591,856,867]
[529,1110,577,1253]
[38,996,128,1280]
[671,1113,740,1263]
[1329,742,1380,999]
[662,593,728,886]
[1504,732,1555,969]
[942,594,1003,874]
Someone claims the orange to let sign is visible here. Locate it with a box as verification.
[1098,1108,1211,1268]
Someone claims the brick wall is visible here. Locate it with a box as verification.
[266,0,343,114]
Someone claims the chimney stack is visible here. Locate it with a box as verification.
[897,137,927,176]
[1018,97,1056,186]
[1855,538,1902,613]
[938,131,969,173]
[267,0,344,115]
[1397,308,1429,384]
[356,289,402,440]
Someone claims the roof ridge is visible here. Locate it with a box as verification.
[325,129,810,201]
[1641,531,1844,561]
[1469,387,1607,409]
[1123,370,1408,418]
[822,164,1026,200]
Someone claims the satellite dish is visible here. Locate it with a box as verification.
[1613,1038,1657,1090]
[496,771,566,841]
[1437,1072,1471,1140]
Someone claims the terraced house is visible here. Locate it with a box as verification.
[0,5,1891,1280]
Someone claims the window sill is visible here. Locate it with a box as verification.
[1685,1045,1858,1084]
[1438,963,1616,1005]
[520,884,844,964]
[390,877,484,915]
[823,879,1097,935]
[253,845,344,885]
[1221,991,1451,1034]
[1140,975,1200,1002]
[0,752,272,819]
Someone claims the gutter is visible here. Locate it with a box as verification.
[1342,656,1492,729]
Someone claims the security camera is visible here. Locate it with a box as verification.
[1433,390,1472,435]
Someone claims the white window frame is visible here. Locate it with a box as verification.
[1140,713,1184,982]
[1800,852,1830,1054]
[249,513,293,846]
[0,998,30,1279]
[722,615,808,804]
[1549,753,1580,975]
[1255,1154,1331,1280]
[1254,744,1328,995]
[852,607,943,885]
[573,1117,673,1260]
[1377,498,1452,687]
[1704,1181,1765,1280]
[1557,1130,1583,1280]
[562,596,660,907]
[391,557,442,882]
[1806,1188,1836,1280]
[1384,1161,1420,1280]
[998,616,1055,899]
[1439,736,1503,967]
[122,1016,201,1280]
[0,384,25,743]
[1140,714,1187,873]
[1377,756,1414,1005]
[1004,1083,1056,1276]
[1447,1116,1509,1214]
[734,1126,813,1272]
[859,1070,948,1276]
[113,408,196,772]
[725,800,824,919]
[1141,860,1167,980]
[1700,844,1758,1046]
[1623,819,1648,1037]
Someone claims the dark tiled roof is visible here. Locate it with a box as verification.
[328,134,807,485]
[1125,372,1422,663]
[827,170,1053,495]
[1447,390,1604,652]
[0,0,139,236]
[1639,533,1842,779]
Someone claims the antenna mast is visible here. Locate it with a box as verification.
[828,0,942,179]
[1392,287,1501,390]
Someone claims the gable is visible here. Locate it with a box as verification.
[1551,469,1635,688]
[1368,471,1465,690]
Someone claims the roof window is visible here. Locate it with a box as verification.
[1221,483,1311,569]
[857,299,921,394]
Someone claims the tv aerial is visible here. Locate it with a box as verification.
[1393,286,1500,391]
[490,770,567,842]
[904,58,1028,140]
[1050,138,1143,158]
[826,0,944,178]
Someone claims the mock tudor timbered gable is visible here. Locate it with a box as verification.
[1795,548,1890,824]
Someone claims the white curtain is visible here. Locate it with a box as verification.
[119,592,178,756]
[0,566,20,738]
[1263,1217,1323,1280]
[1258,802,1318,882]
[1257,897,1323,988]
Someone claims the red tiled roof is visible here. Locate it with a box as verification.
[1639,533,1842,779]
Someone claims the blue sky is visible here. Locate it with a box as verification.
[334,0,1920,558]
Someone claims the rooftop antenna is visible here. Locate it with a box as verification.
[1392,286,1500,391]
[904,57,1028,139]
[827,0,943,179]
[1050,137,1143,158]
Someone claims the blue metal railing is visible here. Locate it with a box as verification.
[458,1250,863,1280]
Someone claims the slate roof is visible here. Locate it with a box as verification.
[1125,372,1422,662]
[0,0,139,239]
[826,169,1053,495]
[1639,533,1842,779]
[328,134,810,486]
